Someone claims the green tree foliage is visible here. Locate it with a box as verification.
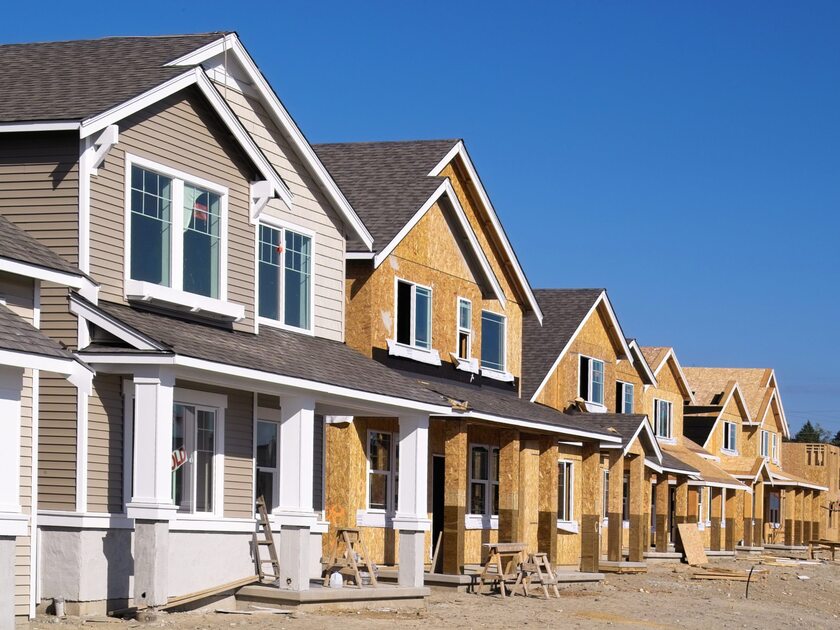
[792,420,831,443]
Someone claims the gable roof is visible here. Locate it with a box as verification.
[0,213,83,277]
[626,339,657,386]
[523,289,634,402]
[0,34,224,124]
[564,411,662,462]
[313,139,543,319]
[639,345,695,404]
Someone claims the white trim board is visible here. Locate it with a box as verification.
[698,382,752,450]
[647,347,696,405]
[0,120,80,133]
[0,257,97,299]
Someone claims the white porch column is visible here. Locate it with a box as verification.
[126,366,177,608]
[0,366,26,625]
[393,414,430,588]
[275,395,317,591]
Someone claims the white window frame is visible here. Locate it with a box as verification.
[697,486,705,529]
[771,432,779,463]
[760,429,770,458]
[601,469,610,522]
[456,297,473,360]
[479,310,510,381]
[365,429,397,515]
[392,277,434,350]
[123,154,237,318]
[253,406,281,513]
[653,399,673,440]
[617,381,634,414]
[558,459,575,523]
[255,215,316,335]
[467,443,499,526]
[579,355,605,408]
[722,421,738,454]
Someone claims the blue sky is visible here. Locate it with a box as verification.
[4,1,839,436]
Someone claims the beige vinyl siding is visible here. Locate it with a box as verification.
[87,375,124,513]
[176,381,253,518]
[89,87,258,332]
[15,369,33,617]
[219,87,347,341]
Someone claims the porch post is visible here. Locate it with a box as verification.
[627,454,646,562]
[579,442,601,572]
[442,421,467,574]
[802,489,813,545]
[394,414,431,588]
[783,488,795,546]
[687,487,699,524]
[537,436,558,563]
[709,487,722,551]
[0,367,26,624]
[126,367,177,608]
[643,468,653,552]
[654,474,670,552]
[812,491,821,541]
[742,487,754,547]
[276,395,317,591]
[498,429,521,543]
[794,488,804,546]
[606,450,624,562]
[753,482,764,546]
[724,489,737,551]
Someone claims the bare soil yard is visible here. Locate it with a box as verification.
[20,556,840,629]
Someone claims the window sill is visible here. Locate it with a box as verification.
[657,437,677,445]
[126,280,244,321]
[480,367,514,383]
[258,316,314,336]
[721,448,739,456]
[465,514,498,530]
[451,354,479,374]
[386,339,441,366]
[356,509,393,528]
[556,519,579,534]
[583,401,606,413]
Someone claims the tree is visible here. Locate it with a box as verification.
[832,430,840,447]
[793,420,831,443]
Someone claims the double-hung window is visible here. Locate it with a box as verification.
[469,445,499,517]
[602,469,610,518]
[616,381,634,414]
[697,487,705,524]
[653,399,673,439]
[255,420,279,512]
[723,421,737,452]
[480,311,506,372]
[457,298,472,360]
[558,461,574,521]
[172,403,218,514]
[771,433,778,462]
[258,223,313,331]
[579,356,605,406]
[128,160,226,300]
[367,431,397,513]
[395,280,432,350]
[760,430,771,458]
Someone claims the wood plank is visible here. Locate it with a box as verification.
[676,523,708,566]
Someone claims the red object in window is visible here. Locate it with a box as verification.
[193,198,208,222]
[275,244,284,253]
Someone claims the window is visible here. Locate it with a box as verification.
[622,473,630,522]
[760,430,770,458]
[395,280,431,350]
[367,431,397,512]
[697,486,704,524]
[653,399,673,439]
[255,420,278,512]
[579,356,605,406]
[469,445,499,516]
[480,311,506,372]
[258,224,312,330]
[457,298,472,360]
[767,492,781,526]
[616,381,634,414]
[172,403,218,514]
[602,469,609,518]
[723,421,737,452]
[129,162,226,300]
[771,433,778,462]
[558,461,574,521]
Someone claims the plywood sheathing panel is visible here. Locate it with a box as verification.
[521,438,540,553]
[753,482,764,546]
[443,420,467,574]
[742,487,754,547]
[710,487,723,551]
[643,468,653,552]
[655,476,671,552]
[724,488,738,551]
[579,443,601,572]
[674,478,689,526]
[794,488,805,546]
[538,436,559,562]
[607,450,624,562]
[687,487,699,523]
[628,454,646,562]
[498,429,521,543]
[556,445,583,565]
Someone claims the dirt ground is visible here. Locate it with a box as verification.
[19,555,840,629]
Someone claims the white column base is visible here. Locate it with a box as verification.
[398,530,425,588]
[0,536,14,625]
[134,520,170,607]
[278,526,311,591]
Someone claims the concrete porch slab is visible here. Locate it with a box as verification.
[236,582,429,611]
[737,546,765,554]
[705,550,737,558]
[377,566,604,592]
[764,544,808,552]
[598,560,647,574]
[644,551,682,563]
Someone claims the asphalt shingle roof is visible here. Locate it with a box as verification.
[559,412,649,447]
[312,140,458,253]
[0,214,83,276]
[0,303,74,359]
[0,33,225,123]
[521,289,604,401]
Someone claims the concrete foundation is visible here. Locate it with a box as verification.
[236,582,429,611]
[397,530,425,587]
[278,526,310,590]
[1,536,15,626]
[134,520,169,608]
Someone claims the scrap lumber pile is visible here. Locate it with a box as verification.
[691,567,767,582]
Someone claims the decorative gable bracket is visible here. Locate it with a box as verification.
[250,179,274,222]
[90,125,119,176]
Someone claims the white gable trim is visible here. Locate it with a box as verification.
[371,180,507,307]
[0,256,97,300]
[529,291,633,403]
[622,416,663,463]
[429,140,542,322]
[0,120,80,133]
[627,339,658,387]
[651,348,696,405]
[68,293,167,352]
[764,370,791,438]
[699,382,752,450]
[166,34,374,250]
[77,67,293,212]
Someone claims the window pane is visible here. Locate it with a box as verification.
[256,470,274,512]
[558,463,567,520]
[459,299,471,330]
[591,359,604,405]
[369,472,388,510]
[492,483,499,516]
[195,409,215,513]
[130,166,172,286]
[396,281,412,344]
[256,421,278,468]
[470,482,486,515]
[414,286,431,349]
[183,185,221,298]
[172,404,193,512]
[258,225,282,320]
[284,230,312,329]
[492,448,500,483]
[624,383,634,413]
[369,432,391,472]
[481,311,505,371]
[579,356,590,400]
[471,447,488,481]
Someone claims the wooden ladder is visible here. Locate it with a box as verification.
[253,496,280,583]
[322,528,378,587]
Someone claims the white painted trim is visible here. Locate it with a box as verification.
[480,367,515,383]
[355,509,392,528]
[626,339,658,387]
[387,339,442,366]
[0,120,80,132]
[455,296,473,364]
[364,428,398,514]
[577,353,606,407]
[346,251,375,260]
[464,513,499,530]
[125,280,245,321]
[649,348,695,405]
[75,388,89,512]
[765,370,790,438]
[652,398,674,440]
[69,293,164,350]
[29,366,40,618]
[166,34,373,249]
[467,442,500,521]
[623,417,663,463]
[698,382,751,450]
[0,349,76,375]
[392,276,435,353]
[0,257,95,295]
[479,308,508,374]
[556,519,579,534]
[557,459,575,522]
[78,136,92,274]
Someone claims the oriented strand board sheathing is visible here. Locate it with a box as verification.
[753,482,765,546]
[710,487,723,551]
[538,436,559,562]
[520,438,540,553]
[628,454,646,562]
[443,421,467,574]
[674,479,689,525]
[579,443,602,572]
[606,450,624,562]
[724,489,738,551]
[794,488,805,545]
[655,476,671,552]
[498,429,521,543]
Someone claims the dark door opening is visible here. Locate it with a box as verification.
[669,487,677,545]
[432,455,445,573]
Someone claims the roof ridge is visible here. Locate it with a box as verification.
[313,138,460,147]
[0,32,229,48]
